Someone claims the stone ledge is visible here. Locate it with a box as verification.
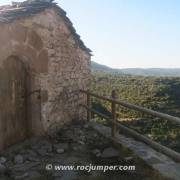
[89,121,180,180]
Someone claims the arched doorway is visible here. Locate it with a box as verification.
[0,56,28,149]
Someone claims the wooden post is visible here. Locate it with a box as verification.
[111,90,117,137]
[87,92,91,122]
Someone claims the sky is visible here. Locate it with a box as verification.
[1,0,180,68]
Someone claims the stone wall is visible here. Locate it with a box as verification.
[0,6,91,150]
[22,7,91,134]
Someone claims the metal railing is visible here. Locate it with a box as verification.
[80,89,180,162]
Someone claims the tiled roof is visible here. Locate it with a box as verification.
[0,0,92,54]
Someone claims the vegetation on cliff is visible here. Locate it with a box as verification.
[91,72,180,152]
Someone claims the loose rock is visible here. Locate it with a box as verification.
[0,157,7,164]
[78,140,85,145]
[54,143,69,151]
[92,149,101,157]
[101,147,120,158]
[37,148,47,156]
[14,155,24,164]
[92,149,101,155]
[56,149,65,154]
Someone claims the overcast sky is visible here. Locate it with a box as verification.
[1,0,180,68]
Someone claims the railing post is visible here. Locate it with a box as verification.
[87,91,91,122]
[111,90,117,137]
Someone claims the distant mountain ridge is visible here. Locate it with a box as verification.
[91,61,180,76]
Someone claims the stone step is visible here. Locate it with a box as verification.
[90,121,180,180]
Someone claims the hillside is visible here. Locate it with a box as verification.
[91,61,180,77]
[91,72,180,152]
[91,61,122,74]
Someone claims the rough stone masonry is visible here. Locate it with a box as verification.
[0,0,91,151]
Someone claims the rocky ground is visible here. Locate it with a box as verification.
[0,124,167,180]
